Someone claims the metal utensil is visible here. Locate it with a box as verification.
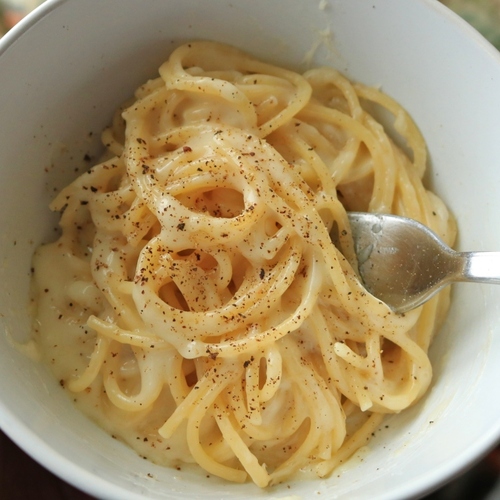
[343,212,500,313]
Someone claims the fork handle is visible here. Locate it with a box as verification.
[460,252,500,284]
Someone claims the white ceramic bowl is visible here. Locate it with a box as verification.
[1,1,500,498]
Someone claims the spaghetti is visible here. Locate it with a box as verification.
[31,41,456,487]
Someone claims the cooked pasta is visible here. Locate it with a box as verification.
[31,41,456,487]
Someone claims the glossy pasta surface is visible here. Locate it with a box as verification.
[32,41,455,487]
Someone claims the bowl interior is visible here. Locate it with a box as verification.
[1,0,500,498]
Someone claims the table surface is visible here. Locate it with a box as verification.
[0,430,93,499]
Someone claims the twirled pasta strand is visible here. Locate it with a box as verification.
[31,41,455,487]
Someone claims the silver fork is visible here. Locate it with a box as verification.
[341,212,500,313]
